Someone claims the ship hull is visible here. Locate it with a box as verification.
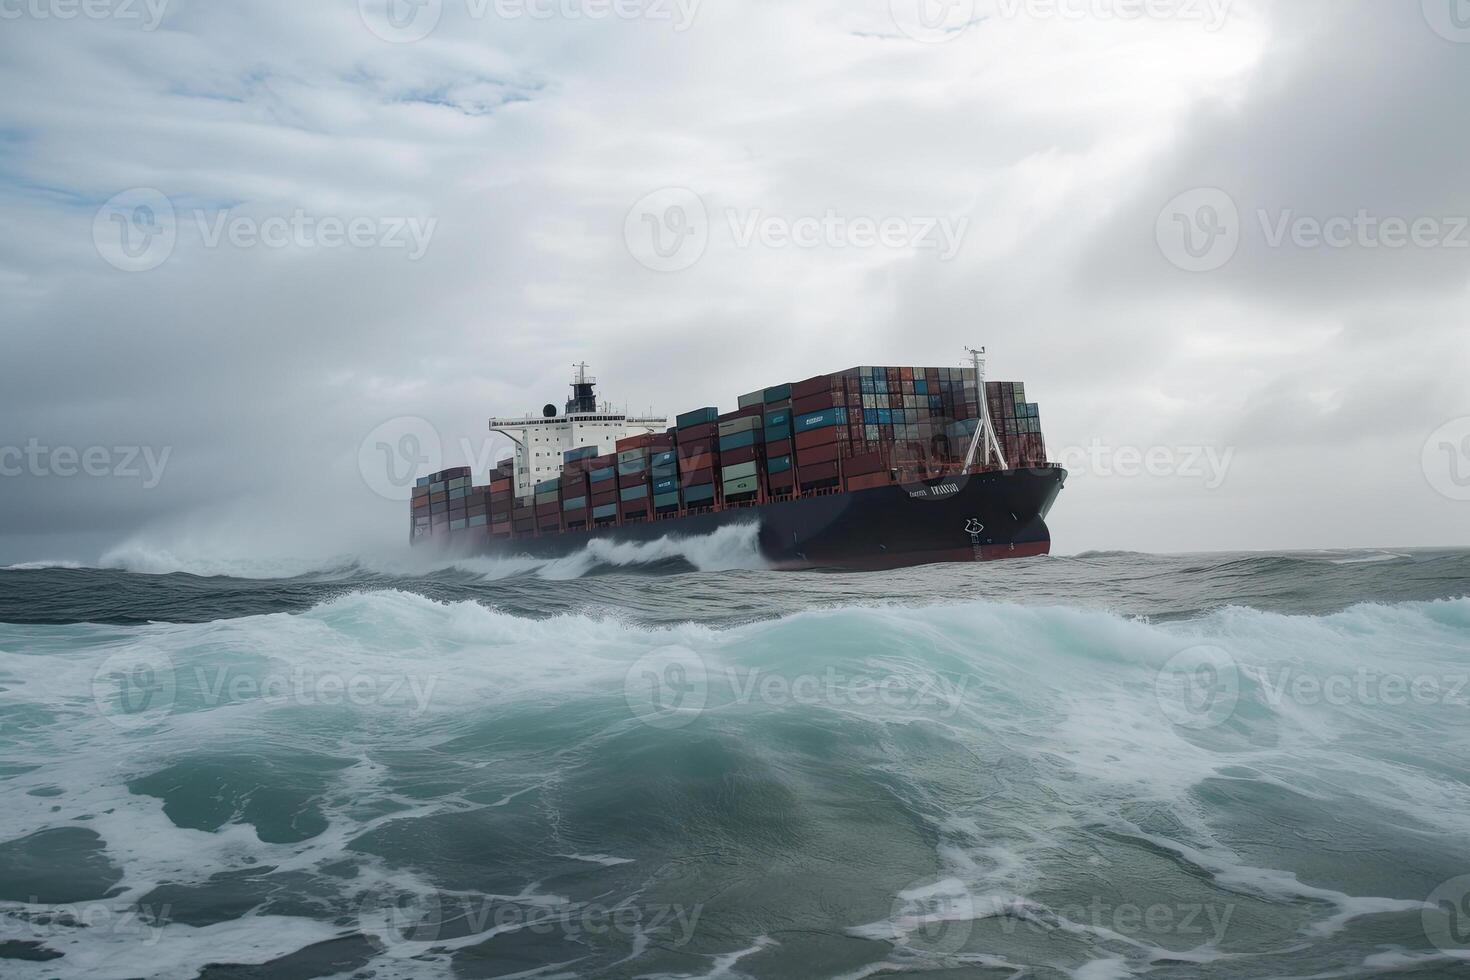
[441,466,1065,571]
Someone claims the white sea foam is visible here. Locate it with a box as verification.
[1,594,1466,976]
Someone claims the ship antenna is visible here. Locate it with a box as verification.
[962,346,1008,472]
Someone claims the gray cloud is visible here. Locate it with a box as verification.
[0,0,1465,567]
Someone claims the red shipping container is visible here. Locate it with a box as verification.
[536,502,559,517]
[799,442,840,465]
[845,472,891,492]
[792,374,837,400]
[799,461,841,484]
[846,450,888,476]
[768,472,795,493]
[766,438,792,457]
[720,444,760,466]
[616,433,656,452]
[681,467,714,487]
[412,486,429,501]
[564,508,588,524]
[791,392,836,415]
[678,449,717,472]
[677,436,715,454]
[430,492,447,505]
[592,490,617,506]
[795,427,840,451]
[718,405,763,424]
[678,422,716,441]
[619,502,649,519]
[589,477,617,494]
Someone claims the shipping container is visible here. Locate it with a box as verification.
[683,483,715,505]
[721,460,759,482]
[677,407,719,429]
[764,383,792,404]
[737,390,765,409]
[654,492,681,510]
[723,475,759,497]
[795,407,848,434]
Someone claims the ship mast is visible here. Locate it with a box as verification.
[962,346,1008,471]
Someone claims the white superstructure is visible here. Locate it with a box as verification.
[489,366,666,497]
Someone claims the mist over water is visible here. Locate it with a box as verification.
[0,546,1467,978]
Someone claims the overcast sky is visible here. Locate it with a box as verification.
[1,0,1466,569]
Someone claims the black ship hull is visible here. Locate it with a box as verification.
[440,466,1065,571]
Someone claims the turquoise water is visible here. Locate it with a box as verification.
[0,547,1467,978]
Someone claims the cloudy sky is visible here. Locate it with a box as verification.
[0,0,1466,569]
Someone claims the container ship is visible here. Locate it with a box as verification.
[408,352,1065,570]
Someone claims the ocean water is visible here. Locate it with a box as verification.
[0,541,1468,979]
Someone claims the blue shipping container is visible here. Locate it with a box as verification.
[677,407,719,429]
[795,407,848,434]
[593,504,617,519]
[619,484,649,501]
[719,430,758,451]
[683,484,715,504]
[767,455,793,473]
[589,466,616,483]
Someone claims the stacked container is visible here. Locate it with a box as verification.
[534,477,562,534]
[763,387,795,498]
[790,375,851,489]
[588,453,618,525]
[616,441,653,522]
[489,460,514,537]
[559,446,597,529]
[717,407,763,503]
[651,447,680,515]
[675,408,719,511]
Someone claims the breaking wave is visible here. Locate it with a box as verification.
[1,591,1467,976]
